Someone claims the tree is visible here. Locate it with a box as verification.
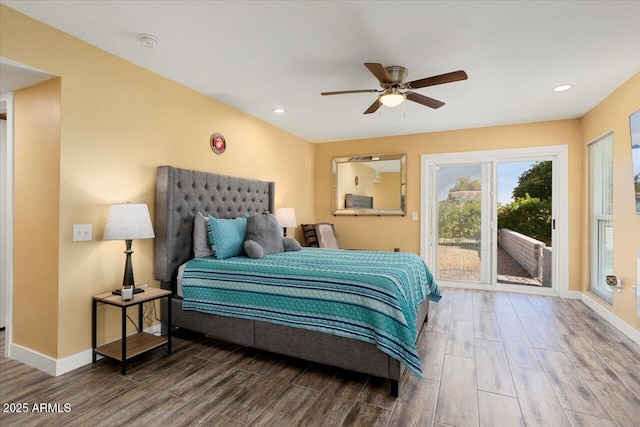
[450,176,481,192]
[512,161,552,202]
[438,199,481,242]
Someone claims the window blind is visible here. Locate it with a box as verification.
[589,132,614,304]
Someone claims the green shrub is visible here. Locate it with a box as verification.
[498,194,551,245]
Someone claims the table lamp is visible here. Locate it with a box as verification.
[274,207,297,237]
[103,203,155,294]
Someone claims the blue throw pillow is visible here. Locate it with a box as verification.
[207,215,248,259]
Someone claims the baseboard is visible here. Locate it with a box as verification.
[56,347,94,376]
[560,289,582,299]
[9,323,163,376]
[578,292,640,346]
[10,343,58,376]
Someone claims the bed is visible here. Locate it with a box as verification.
[154,165,439,396]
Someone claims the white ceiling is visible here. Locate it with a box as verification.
[3,1,639,143]
[0,58,54,93]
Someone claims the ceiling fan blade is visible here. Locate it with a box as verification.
[363,98,381,114]
[405,92,445,109]
[364,63,393,84]
[321,89,379,96]
[407,70,468,89]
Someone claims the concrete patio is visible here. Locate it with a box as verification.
[437,245,542,286]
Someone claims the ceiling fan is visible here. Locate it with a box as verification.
[321,63,468,114]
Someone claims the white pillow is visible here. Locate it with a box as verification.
[193,212,214,257]
[316,223,341,249]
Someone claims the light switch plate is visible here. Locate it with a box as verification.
[73,224,92,241]
[412,212,418,221]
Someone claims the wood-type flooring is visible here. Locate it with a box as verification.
[1,288,640,426]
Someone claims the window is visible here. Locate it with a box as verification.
[588,132,614,303]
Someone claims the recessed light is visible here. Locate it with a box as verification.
[138,33,159,48]
[553,84,573,92]
[272,108,285,114]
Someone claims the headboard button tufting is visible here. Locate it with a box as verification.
[155,166,275,285]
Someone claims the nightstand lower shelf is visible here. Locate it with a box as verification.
[95,332,168,361]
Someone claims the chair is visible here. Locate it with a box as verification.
[300,223,341,249]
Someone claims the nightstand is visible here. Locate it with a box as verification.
[92,287,172,374]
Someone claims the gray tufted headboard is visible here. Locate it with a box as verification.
[345,194,374,209]
[154,166,275,290]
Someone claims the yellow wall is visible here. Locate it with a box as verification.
[1,5,315,358]
[315,120,583,288]
[581,72,640,331]
[374,172,401,209]
[13,78,61,356]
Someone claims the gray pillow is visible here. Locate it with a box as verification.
[244,213,301,259]
[193,212,214,257]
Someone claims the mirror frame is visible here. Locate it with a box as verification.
[332,152,407,216]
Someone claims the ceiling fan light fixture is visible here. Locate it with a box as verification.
[322,63,465,114]
[380,91,405,107]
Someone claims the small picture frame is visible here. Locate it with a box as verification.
[210,133,226,154]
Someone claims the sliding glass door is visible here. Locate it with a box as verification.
[422,147,565,295]
[496,161,553,289]
[433,163,492,285]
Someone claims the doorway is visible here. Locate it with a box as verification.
[496,161,553,288]
[421,146,569,296]
[1,93,13,347]
[0,57,55,357]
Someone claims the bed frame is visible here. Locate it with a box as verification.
[154,165,429,396]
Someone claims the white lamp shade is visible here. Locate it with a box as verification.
[380,92,405,107]
[103,203,155,240]
[274,207,297,228]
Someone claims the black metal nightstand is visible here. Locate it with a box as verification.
[92,287,172,374]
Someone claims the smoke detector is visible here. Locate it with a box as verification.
[137,33,159,48]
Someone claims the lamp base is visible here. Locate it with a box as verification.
[111,287,145,296]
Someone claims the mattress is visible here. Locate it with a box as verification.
[180,248,440,375]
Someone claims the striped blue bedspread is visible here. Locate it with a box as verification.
[181,248,441,376]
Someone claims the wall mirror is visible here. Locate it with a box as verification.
[332,153,406,216]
